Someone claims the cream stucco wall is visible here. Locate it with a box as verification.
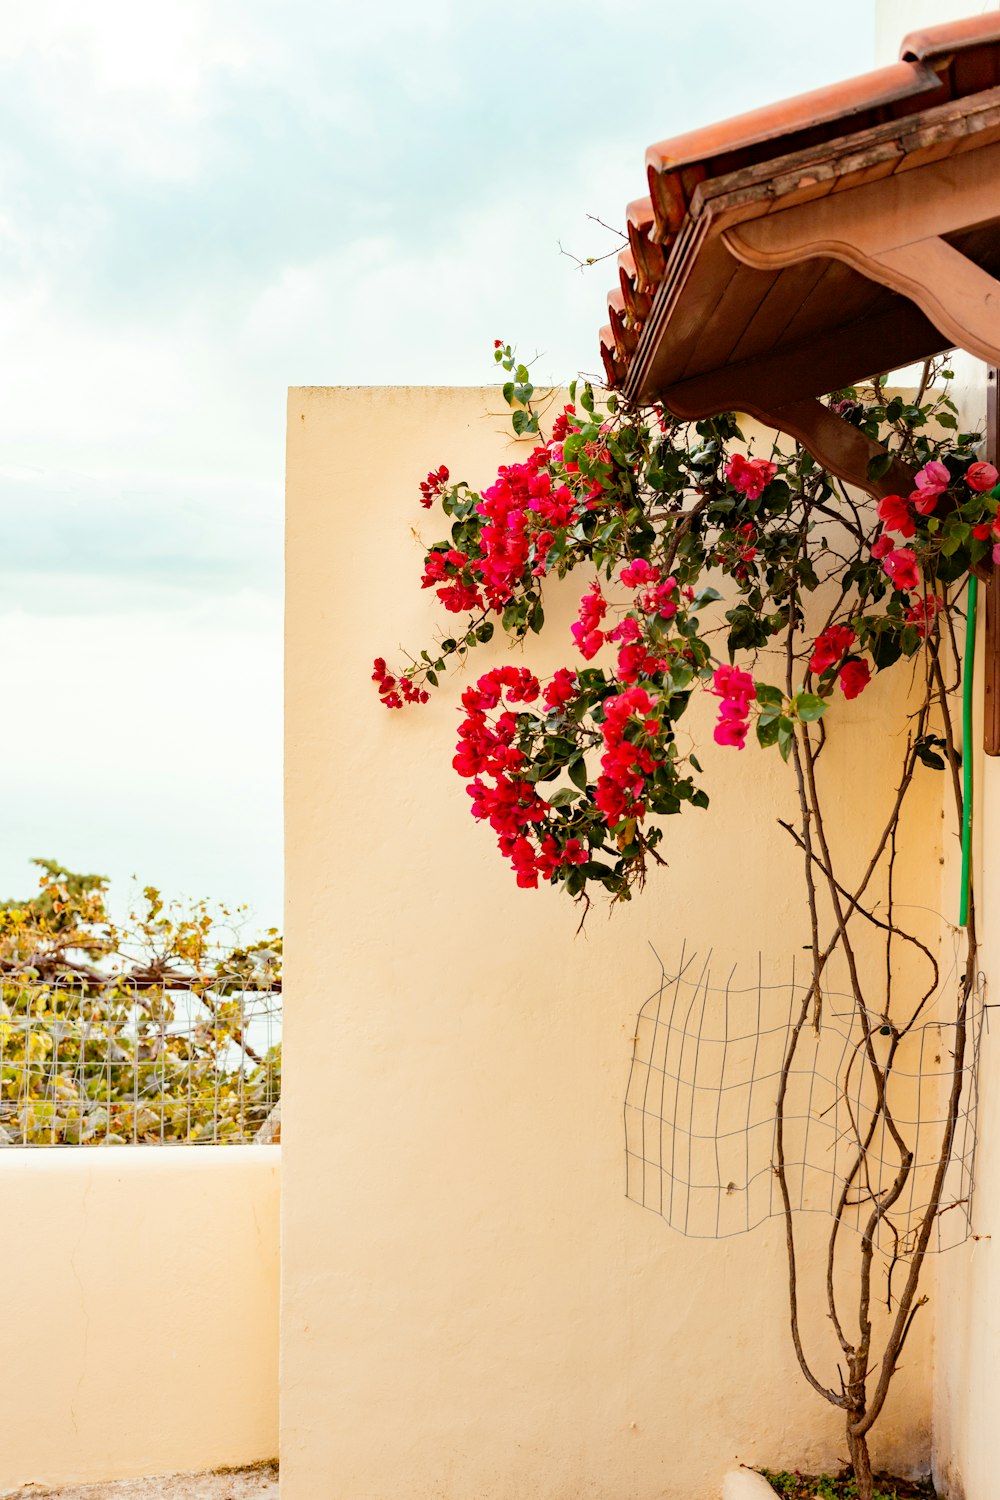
[282,386,944,1499]
[0,1147,279,1490]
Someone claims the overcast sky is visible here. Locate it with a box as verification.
[0,0,878,926]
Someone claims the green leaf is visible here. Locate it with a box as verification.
[793,692,827,723]
[547,788,579,808]
[941,519,971,557]
[757,716,782,749]
[777,718,795,762]
[568,756,590,792]
[866,451,894,481]
[755,683,784,709]
[869,629,902,672]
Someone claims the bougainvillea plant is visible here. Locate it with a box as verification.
[374,346,991,1500]
[374,344,993,903]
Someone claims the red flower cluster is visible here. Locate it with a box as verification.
[419,465,449,509]
[709,665,755,750]
[810,624,856,675]
[421,548,485,614]
[543,668,578,711]
[838,660,871,700]
[809,629,870,699]
[454,667,587,889]
[372,659,429,710]
[905,592,943,638]
[571,582,607,659]
[607,614,669,684]
[594,686,661,826]
[550,405,575,442]
[416,431,603,619]
[882,547,920,593]
[877,494,915,539]
[725,453,778,500]
[713,520,759,581]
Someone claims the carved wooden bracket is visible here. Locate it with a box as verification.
[723,136,1000,373]
[739,397,916,500]
[667,380,915,500]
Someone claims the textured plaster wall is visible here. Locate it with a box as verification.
[282,386,941,1499]
[0,1147,279,1490]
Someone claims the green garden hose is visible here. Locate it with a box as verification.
[960,574,977,927]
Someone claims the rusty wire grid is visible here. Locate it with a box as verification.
[625,943,984,1254]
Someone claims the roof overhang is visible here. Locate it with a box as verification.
[599,12,1000,499]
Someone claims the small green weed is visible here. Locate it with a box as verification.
[758,1468,935,1500]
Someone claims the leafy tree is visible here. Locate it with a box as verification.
[0,859,281,1145]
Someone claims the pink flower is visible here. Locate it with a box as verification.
[908,462,949,516]
[967,461,999,493]
[714,716,748,750]
[709,664,755,751]
[876,494,914,537]
[810,624,855,675]
[914,459,950,497]
[882,547,920,593]
[838,660,871,700]
[871,534,894,559]
[994,543,1000,566]
[709,665,755,710]
[725,453,778,500]
[620,558,659,589]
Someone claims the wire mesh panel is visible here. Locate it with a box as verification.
[0,979,281,1145]
[625,948,983,1253]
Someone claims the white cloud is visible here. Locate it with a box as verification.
[0,0,879,908]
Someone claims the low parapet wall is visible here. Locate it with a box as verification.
[0,1146,279,1490]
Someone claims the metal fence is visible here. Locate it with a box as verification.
[0,979,281,1145]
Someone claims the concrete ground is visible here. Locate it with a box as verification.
[2,1464,279,1500]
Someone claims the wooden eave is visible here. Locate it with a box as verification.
[617,89,1000,494]
[600,14,1000,499]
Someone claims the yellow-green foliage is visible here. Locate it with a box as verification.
[0,860,281,1145]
